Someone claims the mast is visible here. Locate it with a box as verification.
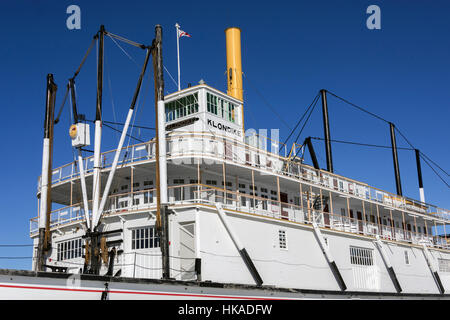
[320,89,333,173]
[92,25,105,230]
[304,137,320,171]
[415,149,425,203]
[36,74,57,271]
[152,24,170,279]
[93,47,152,227]
[83,25,105,275]
[389,122,403,196]
[69,78,91,230]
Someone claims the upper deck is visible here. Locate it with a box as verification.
[31,84,450,250]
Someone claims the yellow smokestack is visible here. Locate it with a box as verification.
[225,27,243,101]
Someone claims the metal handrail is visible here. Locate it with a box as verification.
[36,132,450,222]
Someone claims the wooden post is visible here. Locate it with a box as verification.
[277,176,281,217]
[389,210,394,239]
[413,215,418,242]
[70,181,73,207]
[299,183,304,211]
[319,188,324,212]
[376,204,381,237]
[131,166,134,206]
[223,162,227,205]
[307,189,311,223]
[197,162,201,201]
[252,169,256,211]
[346,197,351,231]
[444,222,448,248]
[235,175,239,209]
[401,211,406,241]
[434,220,438,246]
[362,200,366,235]
[329,191,334,223]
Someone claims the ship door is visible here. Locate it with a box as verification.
[323,204,330,228]
[280,192,289,220]
[357,211,363,233]
[224,141,232,160]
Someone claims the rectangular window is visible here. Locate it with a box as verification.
[350,246,374,266]
[279,230,287,249]
[206,180,217,185]
[404,250,410,265]
[239,191,247,206]
[206,92,236,123]
[57,238,82,261]
[438,259,450,273]
[131,226,160,250]
[239,183,246,189]
[165,92,199,122]
[143,180,153,186]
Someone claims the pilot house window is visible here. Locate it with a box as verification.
[165,92,199,122]
[206,92,236,123]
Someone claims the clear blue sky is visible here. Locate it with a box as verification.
[0,1,449,269]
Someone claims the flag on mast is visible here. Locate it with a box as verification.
[178,29,192,38]
[175,23,191,91]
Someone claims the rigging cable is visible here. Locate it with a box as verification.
[105,31,147,50]
[90,120,154,131]
[85,119,145,143]
[292,95,320,150]
[395,126,449,177]
[163,65,179,89]
[73,35,98,79]
[0,244,33,247]
[280,92,320,152]
[324,90,449,188]
[420,154,450,188]
[243,73,292,130]
[107,33,140,68]
[54,84,70,124]
[105,51,120,141]
[310,137,414,150]
[325,90,390,124]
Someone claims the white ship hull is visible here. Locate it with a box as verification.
[1,269,448,300]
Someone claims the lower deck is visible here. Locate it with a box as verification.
[31,201,450,295]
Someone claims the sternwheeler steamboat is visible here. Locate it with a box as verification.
[1,24,449,300]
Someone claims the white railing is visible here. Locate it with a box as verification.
[37,132,450,223]
[31,184,449,251]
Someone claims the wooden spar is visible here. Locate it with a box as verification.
[37,73,57,271]
[152,25,170,279]
[92,25,105,230]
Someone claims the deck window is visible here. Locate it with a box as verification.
[131,226,160,250]
[438,259,450,273]
[279,230,287,249]
[165,92,199,122]
[206,92,236,123]
[57,238,82,261]
[350,246,374,266]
